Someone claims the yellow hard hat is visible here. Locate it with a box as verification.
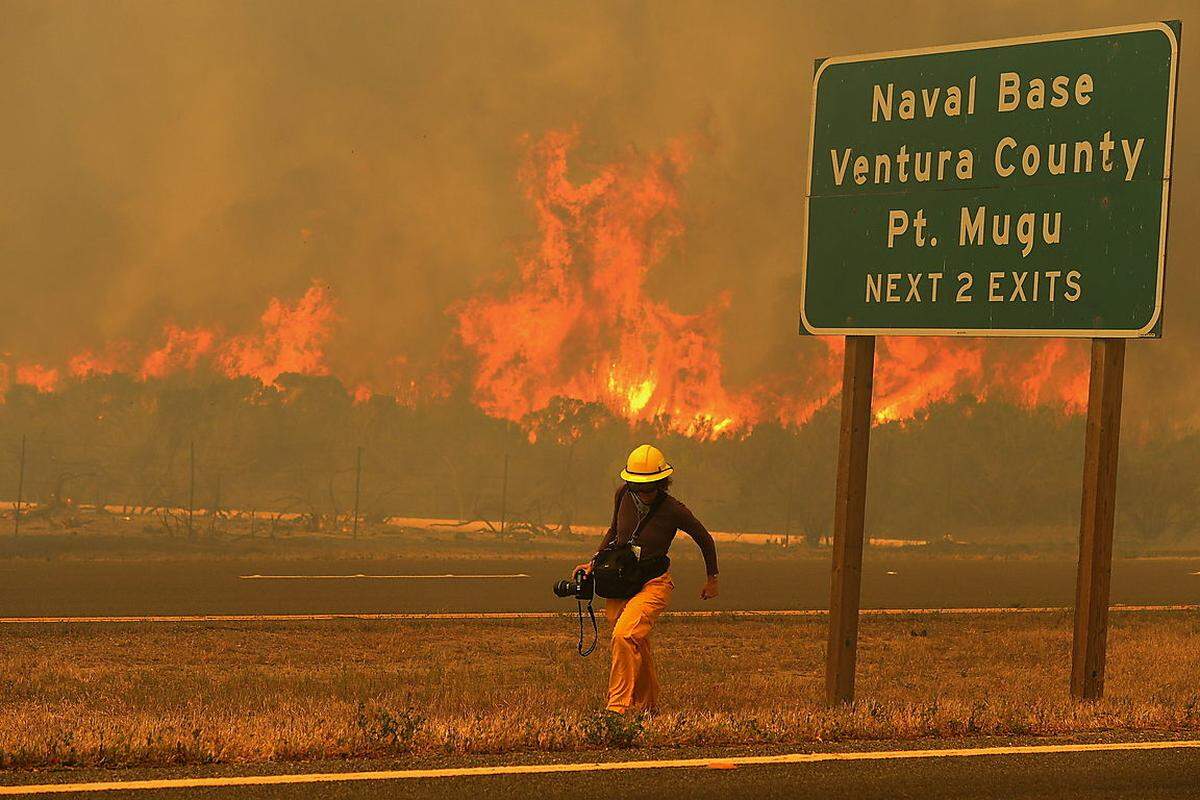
[620,444,673,483]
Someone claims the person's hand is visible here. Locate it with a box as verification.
[574,561,593,576]
[700,574,719,600]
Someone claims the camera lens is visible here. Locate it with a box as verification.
[553,580,577,598]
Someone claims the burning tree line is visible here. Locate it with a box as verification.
[2,129,1192,541]
[2,129,1096,440]
[1,371,1196,545]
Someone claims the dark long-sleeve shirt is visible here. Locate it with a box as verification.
[595,488,719,577]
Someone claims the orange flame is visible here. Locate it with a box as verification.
[63,281,339,386]
[139,325,218,380]
[69,345,133,378]
[872,339,986,423]
[15,363,60,393]
[454,129,755,439]
[452,130,1089,437]
[1008,339,1090,413]
[866,338,1089,424]
[217,282,337,385]
[1,130,1091,434]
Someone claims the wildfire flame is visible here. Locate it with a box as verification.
[453,130,1089,437]
[69,344,132,379]
[1,281,338,397]
[0,130,1090,434]
[453,129,755,438]
[140,325,218,380]
[217,282,338,385]
[14,363,60,393]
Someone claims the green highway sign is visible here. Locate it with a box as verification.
[800,22,1180,337]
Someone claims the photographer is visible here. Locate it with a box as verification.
[573,444,719,715]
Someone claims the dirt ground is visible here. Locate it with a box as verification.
[1,611,1197,769]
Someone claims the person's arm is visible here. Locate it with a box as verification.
[676,502,720,599]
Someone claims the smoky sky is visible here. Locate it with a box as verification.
[1,0,1196,424]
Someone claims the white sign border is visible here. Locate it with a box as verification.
[798,21,1179,338]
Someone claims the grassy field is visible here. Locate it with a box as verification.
[1,611,1198,770]
[0,516,591,562]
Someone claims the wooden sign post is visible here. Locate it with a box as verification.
[825,335,876,705]
[1071,338,1126,699]
[801,24,1178,707]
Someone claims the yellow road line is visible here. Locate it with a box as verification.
[237,573,532,580]
[3,739,1199,794]
[0,613,558,623]
[0,605,1194,625]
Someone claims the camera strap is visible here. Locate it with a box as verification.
[608,485,664,550]
[629,492,664,548]
[577,597,597,657]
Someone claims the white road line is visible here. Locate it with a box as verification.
[0,605,1194,625]
[3,739,1199,795]
[238,573,532,580]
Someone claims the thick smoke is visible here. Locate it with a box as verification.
[1,0,1196,427]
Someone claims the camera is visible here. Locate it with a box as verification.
[553,568,594,601]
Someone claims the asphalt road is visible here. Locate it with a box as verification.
[5,742,1200,799]
[0,556,1198,616]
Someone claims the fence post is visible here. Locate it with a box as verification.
[783,462,797,548]
[353,446,362,539]
[187,440,195,539]
[210,473,221,536]
[500,453,509,534]
[14,435,26,536]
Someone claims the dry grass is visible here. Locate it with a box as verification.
[1,612,1198,769]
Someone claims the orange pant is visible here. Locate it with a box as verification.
[604,573,674,714]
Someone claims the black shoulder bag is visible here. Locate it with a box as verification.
[591,487,665,599]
